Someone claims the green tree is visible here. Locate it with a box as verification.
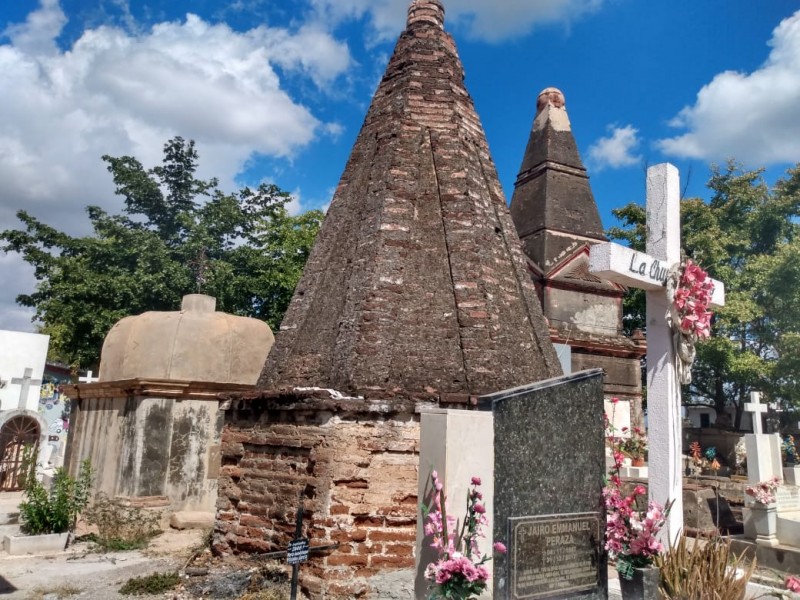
[1,137,323,369]
[608,162,800,427]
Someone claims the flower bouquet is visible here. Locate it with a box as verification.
[745,476,781,505]
[605,440,671,580]
[672,259,714,340]
[421,472,506,599]
[782,435,798,466]
[620,427,648,462]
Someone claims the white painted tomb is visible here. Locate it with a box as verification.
[0,330,49,412]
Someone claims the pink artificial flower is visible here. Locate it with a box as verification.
[493,542,507,554]
[471,476,482,486]
[787,575,800,592]
[473,503,486,514]
[611,397,619,404]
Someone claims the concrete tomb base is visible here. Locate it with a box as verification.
[64,379,251,517]
[2,532,68,555]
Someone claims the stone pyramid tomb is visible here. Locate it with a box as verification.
[260,0,561,397]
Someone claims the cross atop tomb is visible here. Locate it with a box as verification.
[78,370,100,384]
[589,163,726,544]
[745,391,768,435]
[11,367,43,410]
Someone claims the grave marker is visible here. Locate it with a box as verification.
[78,370,100,384]
[589,163,726,544]
[481,369,607,599]
[11,368,43,410]
[288,494,307,600]
[744,391,768,434]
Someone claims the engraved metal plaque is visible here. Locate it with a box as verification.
[509,512,601,599]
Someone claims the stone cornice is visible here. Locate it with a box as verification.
[62,379,254,401]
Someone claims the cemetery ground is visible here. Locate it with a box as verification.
[1,483,798,600]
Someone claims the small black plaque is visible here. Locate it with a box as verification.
[509,513,601,599]
[287,538,310,565]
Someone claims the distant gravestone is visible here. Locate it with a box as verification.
[480,369,607,599]
[11,368,42,410]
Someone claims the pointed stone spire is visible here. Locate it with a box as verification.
[259,3,561,397]
[407,0,445,30]
[510,88,606,274]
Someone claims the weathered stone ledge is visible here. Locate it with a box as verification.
[217,386,477,415]
[63,378,253,401]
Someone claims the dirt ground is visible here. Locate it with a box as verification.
[0,529,206,600]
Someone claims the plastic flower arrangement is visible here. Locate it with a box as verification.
[421,472,506,599]
[745,476,782,505]
[734,438,747,474]
[604,437,671,580]
[787,575,800,593]
[621,427,648,460]
[688,441,707,476]
[672,259,715,340]
[782,435,798,466]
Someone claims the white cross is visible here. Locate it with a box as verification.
[744,391,768,435]
[11,367,43,410]
[589,163,726,545]
[78,370,100,384]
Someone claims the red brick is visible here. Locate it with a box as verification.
[368,530,415,542]
[326,554,368,567]
[385,543,414,557]
[370,555,414,568]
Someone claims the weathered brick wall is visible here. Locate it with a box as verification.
[213,391,429,599]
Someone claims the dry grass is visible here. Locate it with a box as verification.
[25,584,83,599]
[656,534,756,599]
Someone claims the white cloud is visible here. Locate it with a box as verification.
[309,0,602,43]
[0,1,351,233]
[657,10,800,165]
[587,124,641,171]
[0,0,352,330]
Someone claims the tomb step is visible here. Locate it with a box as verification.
[777,513,800,545]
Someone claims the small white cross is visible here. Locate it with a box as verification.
[744,391,768,435]
[78,370,100,384]
[11,367,43,410]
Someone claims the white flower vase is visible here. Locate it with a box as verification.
[750,504,779,547]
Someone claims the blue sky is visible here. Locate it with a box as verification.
[2,0,799,332]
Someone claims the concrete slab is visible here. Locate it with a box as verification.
[2,532,67,555]
[729,535,800,575]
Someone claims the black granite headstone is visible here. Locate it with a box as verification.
[479,369,607,599]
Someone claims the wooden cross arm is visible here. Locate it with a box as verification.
[589,242,725,308]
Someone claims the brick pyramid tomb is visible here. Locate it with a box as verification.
[509,88,645,422]
[215,2,561,596]
[259,0,561,396]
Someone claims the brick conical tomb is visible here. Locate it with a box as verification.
[214,3,561,596]
[259,0,560,395]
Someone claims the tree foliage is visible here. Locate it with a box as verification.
[1,137,323,369]
[608,162,800,426]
